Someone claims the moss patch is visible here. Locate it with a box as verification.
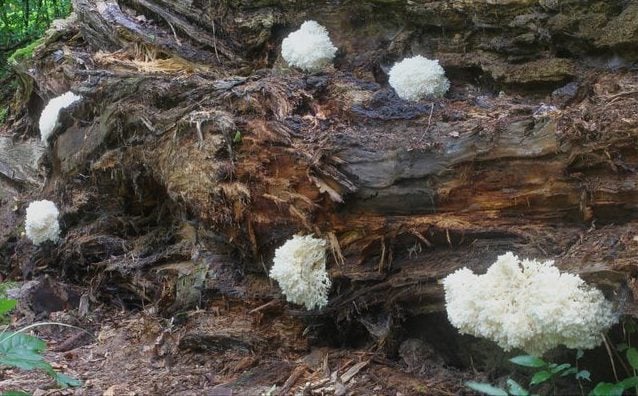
[7,37,45,65]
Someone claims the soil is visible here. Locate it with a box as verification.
[0,302,477,395]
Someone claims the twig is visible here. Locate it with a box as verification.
[211,20,220,63]
[624,321,638,396]
[328,232,345,267]
[0,321,94,345]
[420,103,435,140]
[409,228,433,247]
[260,256,273,286]
[340,360,368,383]
[248,300,277,314]
[166,20,182,46]
[377,237,386,273]
[602,332,619,382]
[280,365,307,395]
[607,332,632,377]
[607,90,638,100]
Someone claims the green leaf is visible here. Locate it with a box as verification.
[628,348,638,370]
[233,131,242,143]
[0,355,50,371]
[550,363,571,374]
[52,372,82,388]
[1,391,31,396]
[576,349,584,360]
[575,370,591,381]
[591,382,624,396]
[510,355,546,368]
[530,370,553,386]
[625,319,638,335]
[0,332,46,355]
[627,347,638,370]
[506,379,529,396]
[616,342,629,352]
[619,376,638,390]
[561,367,578,377]
[0,330,79,388]
[0,299,17,316]
[465,381,508,396]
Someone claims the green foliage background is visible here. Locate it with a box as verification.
[1,0,72,57]
[0,0,72,120]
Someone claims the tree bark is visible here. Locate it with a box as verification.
[3,0,638,335]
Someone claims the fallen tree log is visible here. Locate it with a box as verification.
[1,0,638,363]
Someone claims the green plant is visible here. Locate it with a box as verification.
[589,345,638,396]
[0,281,17,298]
[466,353,590,396]
[1,1,73,80]
[467,347,638,396]
[7,38,44,65]
[466,380,526,396]
[0,106,7,124]
[513,355,590,387]
[0,282,18,325]
[0,296,81,389]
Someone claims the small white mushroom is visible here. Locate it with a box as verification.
[39,91,82,146]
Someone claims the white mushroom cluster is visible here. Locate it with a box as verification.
[39,91,82,146]
[25,200,61,245]
[442,252,617,356]
[388,55,450,101]
[281,20,337,72]
[269,234,331,310]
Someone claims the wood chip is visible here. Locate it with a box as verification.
[340,361,368,384]
[280,365,307,395]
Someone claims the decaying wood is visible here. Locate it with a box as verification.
[0,136,45,185]
[1,2,638,389]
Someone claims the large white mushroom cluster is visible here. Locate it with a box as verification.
[442,252,617,356]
